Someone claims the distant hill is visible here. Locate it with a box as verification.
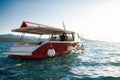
[0,34,19,38]
[0,34,40,42]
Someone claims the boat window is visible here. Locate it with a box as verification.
[51,34,60,41]
[60,33,68,41]
[51,33,75,41]
[60,33,74,41]
[66,34,73,41]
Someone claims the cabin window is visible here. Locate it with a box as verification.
[51,34,60,41]
[66,34,73,41]
[51,33,75,41]
[59,33,74,41]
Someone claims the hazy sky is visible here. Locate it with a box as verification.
[0,0,120,42]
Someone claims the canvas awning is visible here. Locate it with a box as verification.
[12,21,74,34]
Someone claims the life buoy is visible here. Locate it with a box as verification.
[77,44,84,50]
[68,44,73,52]
[80,44,84,51]
[47,48,55,57]
[76,45,81,50]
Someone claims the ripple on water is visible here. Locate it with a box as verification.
[0,41,120,80]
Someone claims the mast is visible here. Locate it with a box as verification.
[62,21,66,30]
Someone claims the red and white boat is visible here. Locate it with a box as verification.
[3,21,84,59]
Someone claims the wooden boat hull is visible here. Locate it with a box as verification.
[7,41,80,59]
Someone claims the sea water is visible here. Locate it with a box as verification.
[0,41,120,80]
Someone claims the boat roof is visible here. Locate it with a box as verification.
[12,21,75,35]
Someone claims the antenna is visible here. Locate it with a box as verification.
[62,21,66,30]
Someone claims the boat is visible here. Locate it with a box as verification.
[3,21,84,59]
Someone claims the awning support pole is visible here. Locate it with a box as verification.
[20,33,25,41]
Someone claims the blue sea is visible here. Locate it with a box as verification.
[0,41,120,80]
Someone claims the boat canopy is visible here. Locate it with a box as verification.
[12,21,75,35]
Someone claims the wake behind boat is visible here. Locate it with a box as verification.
[3,21,84,59]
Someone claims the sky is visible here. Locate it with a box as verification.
[0,0,120,42]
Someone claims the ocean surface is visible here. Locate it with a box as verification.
[0,41,120,80]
